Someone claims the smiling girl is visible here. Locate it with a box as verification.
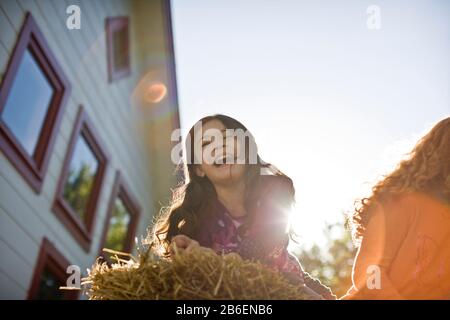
[151,114,335,300]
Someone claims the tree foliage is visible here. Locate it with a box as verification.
[293,219,357,298]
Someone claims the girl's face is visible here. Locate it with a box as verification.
[194,119,246,186]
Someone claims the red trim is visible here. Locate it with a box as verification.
[162,0,183,185]
[28,238,78,300]
[105,16,130,83]
[162,0,180,131]
[0,12,70,193]
[98,171,141,259]
[53,106,109,252]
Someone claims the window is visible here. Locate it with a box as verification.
[0,13,70,193]
[105,17,130,82]
[28,238,78,300]
[63,137,99,221]
[99,171,141,259]
[53,107,109,252]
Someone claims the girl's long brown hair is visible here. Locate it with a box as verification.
[149,114,295,257]
[349,117,450,245]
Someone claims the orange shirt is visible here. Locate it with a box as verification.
[342,192,450,300]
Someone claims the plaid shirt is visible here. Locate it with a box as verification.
[194,176,305,284]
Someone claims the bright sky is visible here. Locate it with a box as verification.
[171,0,450,248]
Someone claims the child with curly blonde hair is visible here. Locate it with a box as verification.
[344,117,450,299]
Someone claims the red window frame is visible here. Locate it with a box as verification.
[99,171,141,259]
[105,16,130,83]
[28,238,78,300]
[53,106,109,252]
[0,12,70,193]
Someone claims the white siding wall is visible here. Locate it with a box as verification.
[0,0,175,299]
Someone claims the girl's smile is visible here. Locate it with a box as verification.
[213,154,235,166]
[194,119,246,185]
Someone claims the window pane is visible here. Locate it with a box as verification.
[104,197,131,252]
[1,50,54,156]
[36,267,64,300]
[113,27,128,71]
[63,136,99,221]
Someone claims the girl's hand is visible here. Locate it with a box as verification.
[170,234,199,255]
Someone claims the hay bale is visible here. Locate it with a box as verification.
[81,245,323,300]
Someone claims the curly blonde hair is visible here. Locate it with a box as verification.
[350,117,450,245]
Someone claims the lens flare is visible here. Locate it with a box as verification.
[145,82,167,103]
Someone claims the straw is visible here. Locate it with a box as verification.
[80,244,323,300]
